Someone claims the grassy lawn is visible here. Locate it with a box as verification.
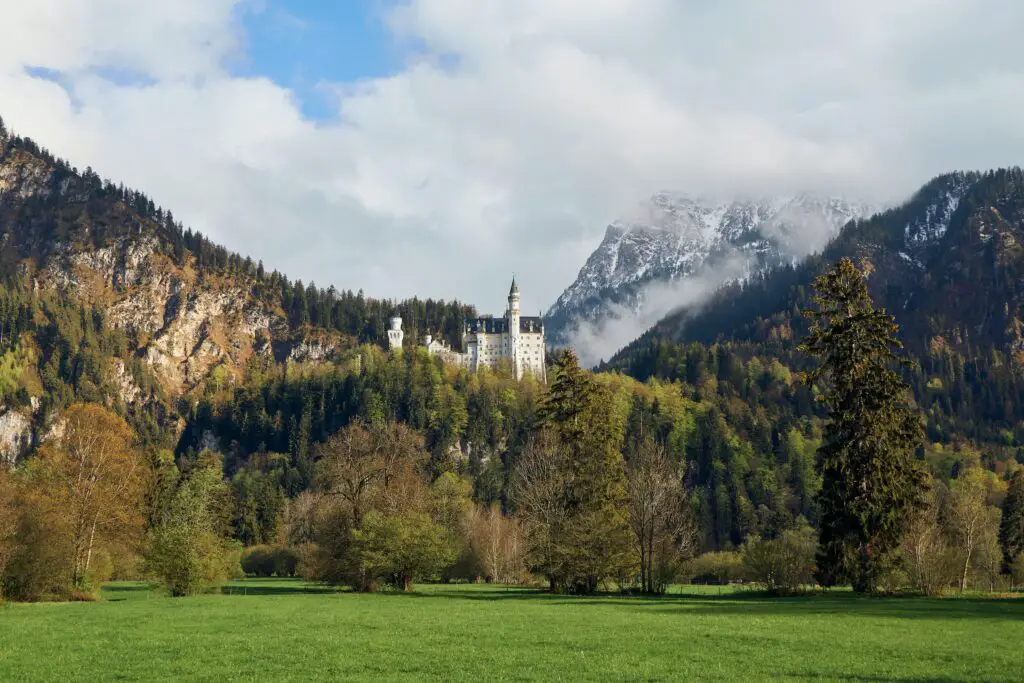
[1,580,1021,682]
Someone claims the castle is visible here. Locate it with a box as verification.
[388,278,546,381]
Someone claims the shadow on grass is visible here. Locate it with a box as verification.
[399,585,1024,621]
[222,580,343,597]
[780,675,978,683]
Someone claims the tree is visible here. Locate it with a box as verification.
[347,509,455,591]
[999,469,1024,570]
[31,404,146,592]
[740,522,817,594]
[0,470,17,599]
[465,503,527,584]
[899,480,957,596]
[312,420,453,591]
[146,466,240,596]
[627,437,696,594]
[509,430,571,590]
[799,258,925,592]
[947,467,1001,591]
[529,351,635,593]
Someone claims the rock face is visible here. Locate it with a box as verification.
[0,131,337,399]
[0,407,33,467]
[545,193,873,361]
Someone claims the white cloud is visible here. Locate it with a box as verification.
[1,0,1023,322]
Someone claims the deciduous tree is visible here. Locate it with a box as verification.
[146,466,240,596]
[947,467,1001,591]
[627,437,696,594]
[32,404,145,592]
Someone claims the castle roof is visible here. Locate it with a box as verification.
[466,316,543,334]
[509,276,519,296]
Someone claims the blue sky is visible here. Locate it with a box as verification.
[237,0,399,119]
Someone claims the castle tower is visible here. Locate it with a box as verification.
[508,276,521,379]
[387,314,404,352]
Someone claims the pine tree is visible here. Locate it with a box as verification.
[1000,469,1024,569]
[799,258,925,592]
[538,350,635,592]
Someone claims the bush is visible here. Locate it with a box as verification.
[686,551,743,585]
[741,526,817,594]
[294,543,324,581]
[241,545,300,578]
[145,468,242,596]
[83,549,114,594]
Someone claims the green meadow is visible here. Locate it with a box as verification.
[1,580,1021,682]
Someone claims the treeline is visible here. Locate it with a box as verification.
[606,338,1024,472]
[181,332,1024,561]
[180,343,828,553]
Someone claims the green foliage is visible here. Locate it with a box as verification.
[518,350,635,593]
[1000,469,1024,570]
[347,510,457,591]
[800,258,925,592]
[686,551,744,584]
[240,545,299,578]
[740,523,817,594]
[146,467,241,596]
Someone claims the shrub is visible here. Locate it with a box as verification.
[83,549,114,595]
[241,546,274,577]
[741,526,817,594]
[294,543,324,581]
[686,551,743,585]
[241,545,300,578]
[145,468,241,596]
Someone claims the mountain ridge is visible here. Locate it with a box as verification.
[609,168,1024,361]
[544,192,874,362]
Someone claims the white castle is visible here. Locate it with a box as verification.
[388,278,546,381]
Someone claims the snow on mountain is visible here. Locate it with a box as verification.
[545,193,874,363]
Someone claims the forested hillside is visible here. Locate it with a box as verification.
[609,169,1024,456]
[0,115,474,459]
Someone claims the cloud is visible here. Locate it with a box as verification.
[568,252,751,367]
[1,0,1023,322]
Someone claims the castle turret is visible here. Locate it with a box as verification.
[387,314,404,352]
[508,276,522,378]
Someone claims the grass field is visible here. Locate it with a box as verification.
[1,580,1022,682]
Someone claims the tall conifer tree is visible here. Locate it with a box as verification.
[799,258,924,592]
[1000,469,1024,569]
[538,350,634,592]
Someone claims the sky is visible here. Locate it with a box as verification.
[1,0,1023,317]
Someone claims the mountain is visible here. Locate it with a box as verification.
[605,168,1024,449]
[623,169,1020,355]
[0,118,474,463]
[544,192,873,362]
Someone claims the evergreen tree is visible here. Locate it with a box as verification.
[999,469,1024,569]
[799,258,925,592]
[537,350,635,592]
